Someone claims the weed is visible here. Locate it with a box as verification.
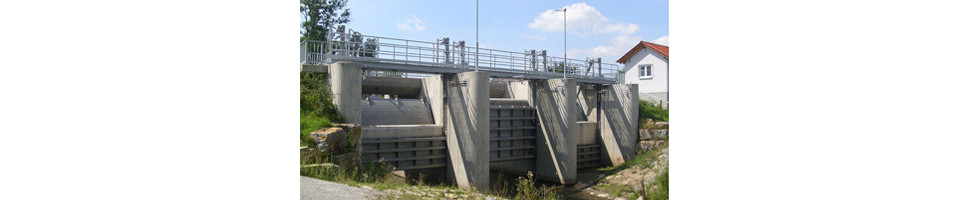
[639,100,668,122]
[300,150,393,184]
[644,170,669,200]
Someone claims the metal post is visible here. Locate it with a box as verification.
[553,8,568,78]
[597,58,602,77]
[562,8,567,78]
[475,0,479,71]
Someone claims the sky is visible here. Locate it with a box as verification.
[335,0,668,64]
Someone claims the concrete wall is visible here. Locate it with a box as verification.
[577,121,597,145]
[600,84,639,166]
[362,76,422,97]
[621,48,668,98]
[534,78,578,184]
[509,81,533,103]
[421,76,445,126]
[443,71,490,191]
[577,84,599,122]
[328,62,363,124]
[360,98,434,126]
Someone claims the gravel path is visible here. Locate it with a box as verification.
[301,176,378,200]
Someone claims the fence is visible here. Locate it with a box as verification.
[301,29,621,83]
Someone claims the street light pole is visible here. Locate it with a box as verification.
[475,0,479,71]
[555,8,567,78]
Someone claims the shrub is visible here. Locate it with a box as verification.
[639,100,668,122]
[300,71,343,147]
[300,71,341,121]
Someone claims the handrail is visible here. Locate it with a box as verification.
[300,30,622,83]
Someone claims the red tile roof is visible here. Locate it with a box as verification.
[616,41,668,63]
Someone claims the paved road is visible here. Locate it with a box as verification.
[301,176,379,200]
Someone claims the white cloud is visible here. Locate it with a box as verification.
[572,35,643,62]
[528,3,639,36]
[652,36,669,46]
[396,16,426,32]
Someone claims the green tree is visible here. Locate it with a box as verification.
[546,61,577,74]
[301,0,351,41]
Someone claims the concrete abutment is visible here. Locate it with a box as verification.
[314,61,640,189]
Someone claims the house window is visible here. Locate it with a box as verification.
[639,64,652,78]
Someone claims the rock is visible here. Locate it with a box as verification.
[639,129,651,140]
[615,198,628,200]
[331,123,361,145]
[309,127,347,152]
[637,196,645,200]
[637,141,652,153]
[649,129,668,139]
[361,185,373,190]
[597,193,609,198]
[301,163,339,169]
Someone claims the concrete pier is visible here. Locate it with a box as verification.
[534,78,578,184]
[312,62,643,188]
[443,71,490,191]
[600,84,639,166]
[328,62,363,124]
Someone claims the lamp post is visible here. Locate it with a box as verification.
[554,8,566,78]
[475,0,479,71]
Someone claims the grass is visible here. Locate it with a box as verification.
[488,172,563,200]
[300,111,332,147]
[300,149,394,185]
[300,71,343,147]
[639,100,668,122]
[590,140,669,200]
[644,170,669,200]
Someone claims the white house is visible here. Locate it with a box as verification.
[616,41,669,107]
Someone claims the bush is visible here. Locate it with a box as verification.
[512,172,561,200]
[639,100,668,122]
[300,71,343,147]
[300,71,341,120]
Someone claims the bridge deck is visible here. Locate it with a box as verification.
[300,29,621,84]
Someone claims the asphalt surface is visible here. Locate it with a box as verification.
[301,176,378,200]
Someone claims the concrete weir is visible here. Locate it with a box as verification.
[318,61,639,191]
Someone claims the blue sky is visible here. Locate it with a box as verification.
[337,0,668,64]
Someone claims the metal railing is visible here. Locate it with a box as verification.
[301,29,621,83]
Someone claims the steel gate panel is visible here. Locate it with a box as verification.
[360,136,448,170]
[489,104,537,163]
[577,144,602,169]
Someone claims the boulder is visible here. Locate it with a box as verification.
[309,127,347,152]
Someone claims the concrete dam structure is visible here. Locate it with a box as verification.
[301,28,640,191]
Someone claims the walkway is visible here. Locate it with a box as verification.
[300,176,379,200]
[300,27,621,84]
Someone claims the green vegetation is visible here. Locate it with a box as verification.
[593,141,669,200]
[300,71,342,147]
[300,0,351,41]
[639,100,668,122]
[489,172,562,200]
[545,62,578,74]
[300,150,394,184]
[644,170,669,200]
